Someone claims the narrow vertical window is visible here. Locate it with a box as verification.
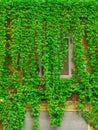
[60,34,73,78]
[37,57,43,77]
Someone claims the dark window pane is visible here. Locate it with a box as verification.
[60,34,73,78]
[61,52,69,75]
[37,57,44,77]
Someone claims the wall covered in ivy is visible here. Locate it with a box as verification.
[0,0,98,130]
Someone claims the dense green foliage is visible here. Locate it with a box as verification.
[0,0,98,130]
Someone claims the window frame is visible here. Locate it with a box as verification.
[60,34,73,79]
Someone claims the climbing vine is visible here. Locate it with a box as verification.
[0,0,98,130]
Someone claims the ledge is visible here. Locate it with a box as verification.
[26,101,91,112]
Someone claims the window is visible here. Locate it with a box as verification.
[37,34,73,78]
[37,57,43,77]
[60,34,73,78]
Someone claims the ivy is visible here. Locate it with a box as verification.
[0,0,98,130]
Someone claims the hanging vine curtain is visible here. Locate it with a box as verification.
[0,0,98,130]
